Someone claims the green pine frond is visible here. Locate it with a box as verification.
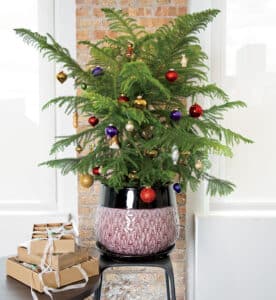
[181,83,230,101]
[204,173,236,196]
[184,117,253,145]
[119,61,171,99]
[42,96,90,114]
[50,128,96,155]
[102,8,146,40]
[39,158,81,175]
[203,101,247,122]
[14,29,90,82]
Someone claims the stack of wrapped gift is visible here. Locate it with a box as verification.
[6,222,99,293]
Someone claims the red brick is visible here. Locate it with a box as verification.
[77,30,89,40]
[178,6,187,15]
[76,7,89,17]
[156,7,169,16]
[93,8,104,17]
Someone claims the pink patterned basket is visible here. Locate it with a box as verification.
[95,185,179,256]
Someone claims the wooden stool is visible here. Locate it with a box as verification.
[94,253,176,300]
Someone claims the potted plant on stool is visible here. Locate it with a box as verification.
[15,8,252,256]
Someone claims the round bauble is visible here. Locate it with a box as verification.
[141,126,153,140]
[145,149,158,158]
[80,174,94,188]
[189,103,203,118]
[140,187,156,203]
[92,167,101,176]
[118,94,130,103]
[128,171,138,180]
[105,124,118,137]
[56,71,67,84]
[81,83,87,90]
[173,183,181,193]
[165,69,178,82]
[75,144,83,153]
[88,116,99,127]
[170,109,182,121]
[125,121,135,132]
[134,95,147,109]
[195,160,203,170]
[91,66,104,77]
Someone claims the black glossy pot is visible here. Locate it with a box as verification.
[95,185,179,256]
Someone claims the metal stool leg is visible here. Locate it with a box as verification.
[94,273,103,300]
[165,270,171,300]
[167,260,176,300]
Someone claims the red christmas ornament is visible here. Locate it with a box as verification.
[165,69,178,82]
[92,167,101,175]
[118,94,130,103]
[140,187,156,203]
[189,103,203,118]
[88,116,99,127]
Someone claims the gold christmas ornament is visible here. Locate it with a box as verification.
[141,126,153,140]
[128,171,138,180]
[79,174,94,188]
[109,135,120,149]
[181,54,188,67]
[125,121,135,132]
[145,149,159,158]
[75,144,83,153]
[56,71,68,83]
[134,95,147,109]
[195,159,203,170]
[73,111,79,128]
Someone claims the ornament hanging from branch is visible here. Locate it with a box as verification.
[118,94,129,103]
[91,66,104,77]
[173,183,181,193]
[105,124,118,138]
[56,71,67,83]
[126,42,134,59]
[109,135,120,149]
[171,145,179,165]
[170,109,182,121]
[88,116,99,127]
[189,103,203,118]
[134,95,147,109]
[140,187,156,203]
[79,174,94,188]
[165,69,178,82]
[125,121,135,132]
[181,54,188,67]
[73,111,79,128]
[75,144,83,153]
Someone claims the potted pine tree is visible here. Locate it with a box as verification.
[15,9,252,256]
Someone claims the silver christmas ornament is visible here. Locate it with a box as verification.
[171,145,179,165]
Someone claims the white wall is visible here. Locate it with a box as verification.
[195,215,276,300]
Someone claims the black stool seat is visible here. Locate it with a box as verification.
[94,244,176,300]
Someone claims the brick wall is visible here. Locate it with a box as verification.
[76,1,187,299]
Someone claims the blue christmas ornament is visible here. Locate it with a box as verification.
[170,109,182,121]
[91,66,104,77]
[105,124,118,137]
[173,183,181,193]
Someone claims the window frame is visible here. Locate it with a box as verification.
[0,0,77,217]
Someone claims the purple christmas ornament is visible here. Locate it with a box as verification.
[91,66,104,77]
[170,109,182,121]
[173,183,181,193]
[105,124,118,137]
